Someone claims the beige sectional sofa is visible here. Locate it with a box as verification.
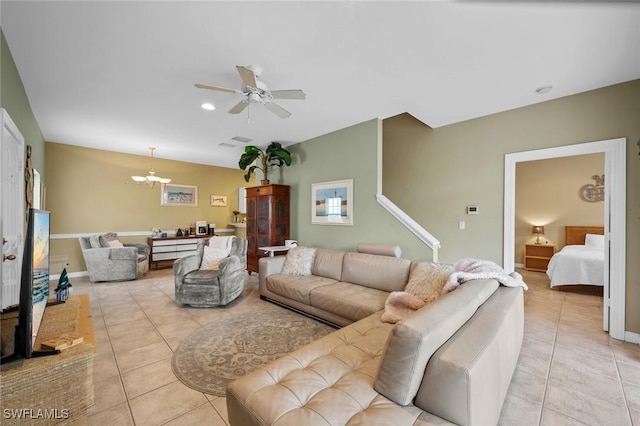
[228,245,524,426]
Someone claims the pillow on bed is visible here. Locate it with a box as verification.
[585,233,605,247]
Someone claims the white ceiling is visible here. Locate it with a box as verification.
[2,1,639,169]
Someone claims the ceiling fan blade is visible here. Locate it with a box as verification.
[228,100,249,114]
[270,89,306,100]
[236,65,258,88]
[264,102,291,119]
[194,83,241,94]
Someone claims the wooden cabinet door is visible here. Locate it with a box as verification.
[245,184,289,273]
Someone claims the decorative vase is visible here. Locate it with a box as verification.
[261,179,270,185]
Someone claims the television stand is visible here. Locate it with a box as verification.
[0,295,95,423]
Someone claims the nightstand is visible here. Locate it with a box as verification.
[524,244,556,272]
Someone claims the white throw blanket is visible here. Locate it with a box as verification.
[200,236,234,270]
[443,258,528,292]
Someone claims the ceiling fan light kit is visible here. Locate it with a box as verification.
[195,65,306,120]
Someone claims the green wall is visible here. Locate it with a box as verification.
[382,80,640,334]
[0,29,45,177]
[281,119,431,261]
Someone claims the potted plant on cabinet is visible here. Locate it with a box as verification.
[238,142,292,184]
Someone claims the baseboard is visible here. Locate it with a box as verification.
[624,331,640,344]
[51,271,88,280]
[514,262,524,269]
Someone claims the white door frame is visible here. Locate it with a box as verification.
[1,108,26,310]
[503,138,626,340]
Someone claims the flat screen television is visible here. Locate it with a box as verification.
[1,208,59,364]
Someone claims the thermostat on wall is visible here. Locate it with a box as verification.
[467,206,479,215]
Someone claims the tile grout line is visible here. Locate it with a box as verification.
[536,283,563,425]
[610,340,636,425]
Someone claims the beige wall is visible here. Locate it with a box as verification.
[515,154,605,263]
[46,143,247,272]
[382,79,640,334]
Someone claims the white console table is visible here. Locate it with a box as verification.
[258,246,291,257]
[148,236,208,268]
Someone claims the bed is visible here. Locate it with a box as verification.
[546,226,605,288]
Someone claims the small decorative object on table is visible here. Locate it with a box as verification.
[152,228,161,238]
[233,210,240,223]
[54,267,72,302]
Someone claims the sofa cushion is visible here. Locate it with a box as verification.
[281,247,316,275]
[101,232,119,243]
[341,252,410,292]
[227,313,432,426]
[267,274,338,305]
[374,279,499,406]
[356,243,402,257]
[309,282,389,323]
[312,249,345,281]
[89,234,109,248]
[183,269,220,285]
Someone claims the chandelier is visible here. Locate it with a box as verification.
[131,147,171,187]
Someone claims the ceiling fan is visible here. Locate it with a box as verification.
[195,65,306,119]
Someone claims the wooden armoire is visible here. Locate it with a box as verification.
[245,184,290,273]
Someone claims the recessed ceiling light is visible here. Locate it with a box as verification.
[201,103,215,111]
[535,85,553,95]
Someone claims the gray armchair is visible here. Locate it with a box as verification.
[78,233,150,282]
[174,236,247,307]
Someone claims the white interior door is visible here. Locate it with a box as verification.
[1,109,26,310]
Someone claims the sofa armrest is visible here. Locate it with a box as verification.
[125,243,150,257]
[173,255,201,281]
[108,247,139,260]
[258,256,286,295]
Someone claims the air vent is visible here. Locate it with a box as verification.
[218,142,235,148]
[231,136,253,143]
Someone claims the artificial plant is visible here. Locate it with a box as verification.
[238,142,292,183]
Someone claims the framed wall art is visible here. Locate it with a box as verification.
[161,184,198,207]
[210,195,227,206]
[311,179,353,225]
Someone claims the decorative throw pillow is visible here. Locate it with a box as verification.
[380,291,427,324]
[281,247,316,276]
[107,239,124,248]
[404,262,454,303]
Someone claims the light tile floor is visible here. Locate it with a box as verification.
[68,268,640,425]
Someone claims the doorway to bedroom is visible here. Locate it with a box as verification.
[503,137,626,341]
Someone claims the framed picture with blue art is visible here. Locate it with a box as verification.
[311,179,353,225]
[161,184,198,207]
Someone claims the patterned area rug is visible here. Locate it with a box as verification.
[171,309,335,396]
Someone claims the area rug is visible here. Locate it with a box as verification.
[171,309,335,396]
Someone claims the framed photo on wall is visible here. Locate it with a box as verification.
[161,184,198,207]
[210,195,227,206]
[311,179,353,225]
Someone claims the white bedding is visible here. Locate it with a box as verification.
[546,245,604,287]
